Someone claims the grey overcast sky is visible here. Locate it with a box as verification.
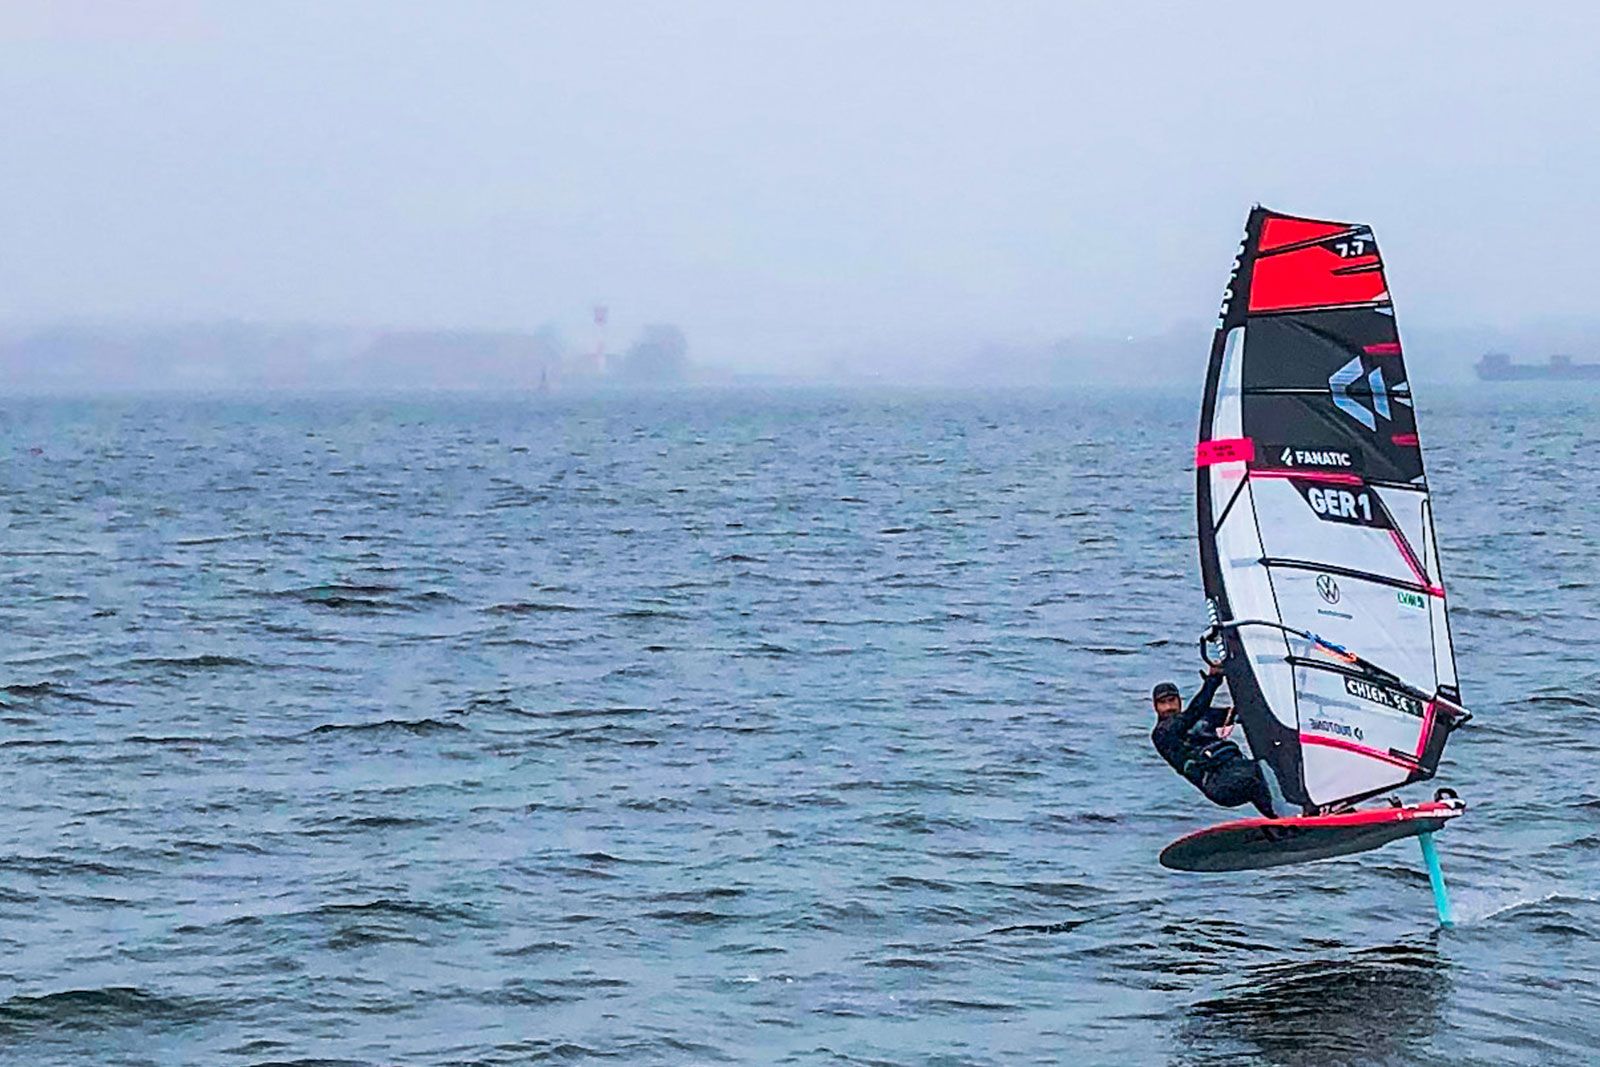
[1,1,1596,367]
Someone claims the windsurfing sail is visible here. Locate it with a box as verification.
[1196,207,1470,813]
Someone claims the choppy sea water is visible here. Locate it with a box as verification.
[0,385,1595,1066]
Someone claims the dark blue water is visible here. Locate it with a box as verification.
[1,386,1595,1065]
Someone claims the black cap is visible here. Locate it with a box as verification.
[1151,682,1180,702]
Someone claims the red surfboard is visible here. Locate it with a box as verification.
[1159,799,1465,873]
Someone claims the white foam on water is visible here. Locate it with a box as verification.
[1449,887,1598,925]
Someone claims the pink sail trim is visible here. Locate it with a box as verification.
[1301,732,1419,770]
[1248,468,1365,487]
[1196,437,1255,467]
[1389,529,1446,597]
[1414,701,1437,758]
[1364,342,1403,355]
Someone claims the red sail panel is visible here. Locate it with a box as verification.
[1258,217,1349,252]
[1248,241,1388,313]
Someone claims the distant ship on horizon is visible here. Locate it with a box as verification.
[1476,352,1600,381]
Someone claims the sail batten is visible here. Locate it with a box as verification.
[1197,207,1467,812]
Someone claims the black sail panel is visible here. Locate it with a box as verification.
[1241,309,1424,485]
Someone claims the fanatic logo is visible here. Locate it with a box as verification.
[1280,447,1353,468]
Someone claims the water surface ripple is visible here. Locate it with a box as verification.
[0,387,1595,1065]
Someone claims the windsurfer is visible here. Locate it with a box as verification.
[1150,662,1277,818]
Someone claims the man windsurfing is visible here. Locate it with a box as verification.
[1150,660,1277,818]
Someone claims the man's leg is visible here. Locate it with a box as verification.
[1201,758,1272,815]
[1256,759,1288,817]
[1232,761,1277,819]
[1247,770,1276,819]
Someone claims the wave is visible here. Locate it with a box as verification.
[474,980,580,1006]
[536,706,652,720]
[1527,693,1596,708]
[168,838,267,856]
[465,1040,616,1062]
[741,642,795,656]
[609,607,693,621]
[915,995,1021,1013]
[879,874,957,893]
[539,723,659,746]
[573,851,635,865]
[175,532,264,546]
[1,682,129,706]
[308,718,467,737]
[867,956,942,970]
[1462,889,1599,924]
[301,814,436,834]
[272,583,418,612]
[233,1056,368,1067]
[126,654,258,671]
[642,908,739,926]
[311,898,479,925]
[270,582,397,601]
[0,987,214,1034]
[494,940,573,958]
[647,886,745,903]
[6,855,144,879]
[123,734,236,747]
[482,600,585,614]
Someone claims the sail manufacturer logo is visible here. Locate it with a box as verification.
[1396,590,1427,611]
[1343,676,1425,718]
[1280,447,1353,468]
[1215,229,1249,326]
[1329,357,1393,431]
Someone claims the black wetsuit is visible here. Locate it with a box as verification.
[1151,673,1275,818]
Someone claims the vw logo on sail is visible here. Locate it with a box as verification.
[1316,574,1341,604]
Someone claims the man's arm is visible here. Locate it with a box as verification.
[1173,670,1226,733]
[1196,702,1232,733]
